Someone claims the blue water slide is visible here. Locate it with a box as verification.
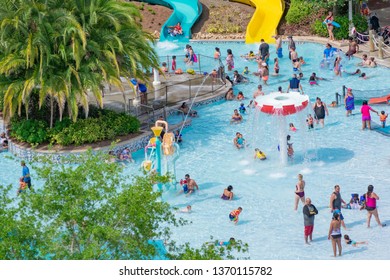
[141,0,202,42]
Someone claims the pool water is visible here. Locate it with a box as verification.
[2,41,390,260]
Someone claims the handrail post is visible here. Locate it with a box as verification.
[165,85,168,106]
[335,93,339,105]
[342,85,346,101]
[369,30,375,53]
[198,54,201,74]
[378,36,384,59]
[189,79,192,100]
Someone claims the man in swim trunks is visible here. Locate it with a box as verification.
[312,97,329,127]
[184,174,199,195]
[329,185,347,212]
[302,197,318,244]
[345,37,359,59]
[274,35,283,58]
[287,36,296,60]
[258,39,269,62]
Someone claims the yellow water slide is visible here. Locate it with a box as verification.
[231,0,285,44]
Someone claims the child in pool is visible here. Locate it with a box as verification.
[329,101,338,107]
[254,148,266,160]
[273,57,279,76]
[299,56,306,65]
[174,130,183,143]
[242,66,250,75]
[17,177,27,195]
[236,92,245,101]
[229,207,242,225]
[239,103,246,114]
[289,123,297,132]
[379,111,388,128]
[306,114,314,129]
[344,235,367,247]
[178,205,192,213]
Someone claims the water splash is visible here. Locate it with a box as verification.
[156,41,180,51]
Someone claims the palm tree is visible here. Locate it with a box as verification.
[0,0,160,127]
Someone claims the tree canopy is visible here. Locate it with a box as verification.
[0,151,248,260]
[0,0,160,126]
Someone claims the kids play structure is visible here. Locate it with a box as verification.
[142,120,180,190]
[142,0,284,43]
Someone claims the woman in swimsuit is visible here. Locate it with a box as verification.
[230,109,243,124]
[294,174,305,211]
[313,97,329,127]
[363,185,385,228]
[324,11,335,41]
[226,49,235,71]
[328,212,342,257]
[333,56,342,76]
[360,100,378,130]
[221,185,234,200]
[344,88,355,116]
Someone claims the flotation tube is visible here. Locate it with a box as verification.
[186,68,195,75]
[323,20,340,28]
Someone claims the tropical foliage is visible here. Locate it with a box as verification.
[0,0,159,127]
[0,151,248,259]
[10,108,140,146]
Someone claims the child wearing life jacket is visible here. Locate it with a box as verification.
[229,207,243,225]
[254,148,266,160]
[379,111,388,128]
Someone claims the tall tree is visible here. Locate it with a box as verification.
[0,151,248,259]
[0,0,159,126]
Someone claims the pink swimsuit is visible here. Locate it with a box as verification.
[361,105,372,121]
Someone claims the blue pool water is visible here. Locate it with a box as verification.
[1,41,390,260]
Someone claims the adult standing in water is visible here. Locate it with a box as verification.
[287,35,296,60]
[344,88,355,116]
[21,160,32,190]
[360,100,378,130]
[294,174,306,211]
[362,185,385,228]
[274,35,283,58]
[324,11,335,41]
[258,38,270,62]
[226,49,235,71]
[313,97,329,127]
[328,212,342,257]
[302,197,318,244]
[329,185,346,212]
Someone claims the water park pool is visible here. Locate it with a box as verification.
[1,41,390,260]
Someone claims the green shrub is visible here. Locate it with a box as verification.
[312,14,368,40]
[10,110,140,146]
[353,14,368,33]
[10,119,49,145]
[311,19,329,37]
[285,0,316,24]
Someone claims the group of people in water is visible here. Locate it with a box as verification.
[294,174,384,257]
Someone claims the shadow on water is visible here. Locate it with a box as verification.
[294,148,355,164]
